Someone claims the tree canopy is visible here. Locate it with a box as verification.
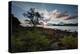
[23,8,42,26]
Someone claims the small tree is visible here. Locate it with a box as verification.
[23,8,42,27]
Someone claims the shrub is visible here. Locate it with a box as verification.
[11,28,49,52]
[60,35,78,49]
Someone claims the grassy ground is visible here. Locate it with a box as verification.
[10,27,78,53]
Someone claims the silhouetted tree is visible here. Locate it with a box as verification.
[23,8,42,27]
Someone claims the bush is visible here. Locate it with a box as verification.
[60,35,78,49]
[11,28,49,52]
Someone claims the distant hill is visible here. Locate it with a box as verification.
[10,14,21,33]
[47,23,78,26]
[11,14,20,27]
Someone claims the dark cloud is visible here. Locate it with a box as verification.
[65,15,78,20]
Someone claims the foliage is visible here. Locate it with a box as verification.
[11,28,49,52]
[60,35,78,49]
[23,8,42,26]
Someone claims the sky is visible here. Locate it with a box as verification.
[11,1,78,26]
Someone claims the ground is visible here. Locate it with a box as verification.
[10,26,78,53]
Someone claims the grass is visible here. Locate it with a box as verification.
[10,27,78,53]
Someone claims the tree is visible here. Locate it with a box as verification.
[23,8,42,27]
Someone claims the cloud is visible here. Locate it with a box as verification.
[48,9,77,20]
[19,8,77,26]
[64,15,78,20]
